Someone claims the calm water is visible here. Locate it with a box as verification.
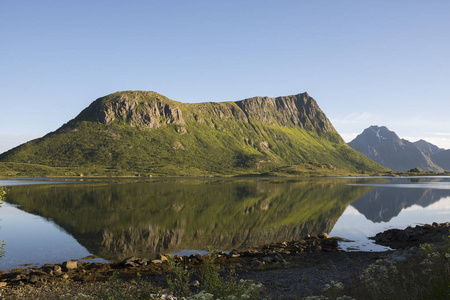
[1,177,450,271]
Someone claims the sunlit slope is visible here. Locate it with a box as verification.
[0,91,387,176]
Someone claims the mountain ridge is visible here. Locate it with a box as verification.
[413,139,444,156]
[0,91,386,176]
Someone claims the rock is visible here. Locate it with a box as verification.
[63,261,78,270]
[11,275,21,281]
[155,254,168,262]
[250,260,265,268]
[43,268,53,276]
[152,259,163,264]
[408,246,418,255]
[29,275,39,283]
[0,282,7,287]
[392,253,407,262]
[262,256,273,263]
[273,253,284,261]
[21,269,31,275]
[311,245,322,252]
[62,274,69,279]
[190,253,203,262]
[319,232,330,239]
[281,261,290,267]
[137,258,149,266]
[322,238,339,248]
[31,269,47,276]
[190,280,200,287]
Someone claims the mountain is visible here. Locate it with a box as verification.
[0,91,386,176]
[348,125,443,172]
[413,139,444,156]
[431,150,450,171]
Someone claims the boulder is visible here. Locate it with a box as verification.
[190,280,200,287]
[28,275,39,284]
[63,261,78,270]
[155,254,168,262]
[319,232,330,239]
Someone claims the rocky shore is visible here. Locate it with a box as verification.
[1,223,449,299]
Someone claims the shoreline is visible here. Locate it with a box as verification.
[1,222,449,299]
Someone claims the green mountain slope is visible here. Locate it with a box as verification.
[0,91,387,176]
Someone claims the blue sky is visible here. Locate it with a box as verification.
[1,0,450,153]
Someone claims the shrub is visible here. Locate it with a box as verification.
[199,248,263,300]
[166,256,192,297]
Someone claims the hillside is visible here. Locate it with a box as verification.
[413,139,444,156]
[431,150,450,171]
[0,91,387,176]
[348,126,443,172]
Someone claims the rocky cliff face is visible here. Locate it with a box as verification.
[235,93,336,133]
[74,91,337,135]
[75,91,185,129]
[348,126,443,172]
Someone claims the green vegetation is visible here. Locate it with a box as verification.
[166,256,193,297]
[303,239,450,300]
[165,249,263,299]
[0,91,388,177]
[96,272,160,300]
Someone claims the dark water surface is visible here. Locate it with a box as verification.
[1,177,449,271]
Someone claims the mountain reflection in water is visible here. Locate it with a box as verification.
[1,177,450,269]
[350,178,450,223]
[3,178,371,262]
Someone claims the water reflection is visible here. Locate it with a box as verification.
[331,177,450,251]
[3,178,371,263]
[350,178,450,222]
[1,177,449,269]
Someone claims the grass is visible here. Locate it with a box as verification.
[165,248,263,299]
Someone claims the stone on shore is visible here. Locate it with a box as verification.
[63,261,78,270]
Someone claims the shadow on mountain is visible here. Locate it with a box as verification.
[5,178,372,261]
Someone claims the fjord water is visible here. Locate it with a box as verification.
[1,177,450,270]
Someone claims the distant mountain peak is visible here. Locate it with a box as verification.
[369,126,389,143]
[349,126,443,172]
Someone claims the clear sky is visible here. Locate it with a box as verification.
[1,0,450,154]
